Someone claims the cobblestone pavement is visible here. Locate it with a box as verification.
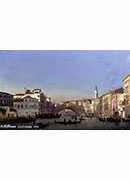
[38,118,130,130]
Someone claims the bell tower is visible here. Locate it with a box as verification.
[94,85,99,99]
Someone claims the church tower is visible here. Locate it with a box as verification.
[94,86,99,99]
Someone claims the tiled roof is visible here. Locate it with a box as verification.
[0,92,13,96]
[15,94,24,96]
[122,74,130,82]
[110,87,124,94]
[100,87,124,98]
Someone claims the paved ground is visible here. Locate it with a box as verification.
[36,118,130,130]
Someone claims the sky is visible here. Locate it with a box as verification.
[0,50,130,103]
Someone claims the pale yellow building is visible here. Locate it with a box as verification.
[101,88,124,118]
[0,106,17,121]
[101,92,112,118]
[123,74,130,118]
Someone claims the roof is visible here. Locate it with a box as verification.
[100,87,124,98]
[110,87,124,94]
[122,74,130,82]
[32,89,42,93]
[0,92,13,96]
[25,90,33,94]
[15,93,24,96]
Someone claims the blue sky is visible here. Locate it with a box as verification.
[0,50,130,102]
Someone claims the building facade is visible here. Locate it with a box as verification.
[0,106,17,120]
[92,97,102,117]
[0,92,13,107]
[14,96,39,118]
[123,74,130,118]
[100,88,124,118]
[82,99,93,115]
[111,88,125,118]
[14,88,55,115]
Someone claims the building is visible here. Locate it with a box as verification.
[14,96,39,118]
[0,106,17,120]
[24,89,45,102]
[42,97,55,114]
[0,92,16,120]
[14,88,55,115]
[14,89,43,101]
[82,99,93,116]
[0,92,13,107]
[101,88,124,118]
[123,74,130,118]
[92,97,102,117]
[111,88,125,118]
